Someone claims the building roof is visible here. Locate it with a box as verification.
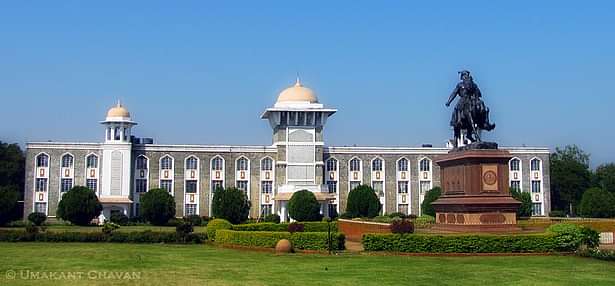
[106,102,131,118]
[276,78,318,104]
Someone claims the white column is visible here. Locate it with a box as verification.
[280,202,287,222]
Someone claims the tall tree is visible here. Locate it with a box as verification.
[0,141,25,195]
[550,145,592,216]
[593,163,615,194]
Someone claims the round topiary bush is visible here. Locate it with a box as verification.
[57,186,103,225]
[579,187,615,218]
[345,185,381,218]
[140,188,176,226]
[0,186,19,226]
[211,187,251,224]
[206,218,232,241]
[288,190,322,222]
[110,212,129,225]
[28,212,47,226]
[420,187,442,217]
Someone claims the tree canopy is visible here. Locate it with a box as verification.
[578,187,615,218]
[510,187,532,218]
[57,186,103,225]
[421,187,442,217]
[211,187,251,224]
[550,145,592,215]
[345,185,381,218]
[140,188,176,226]
[593,163,615,194]
[288,190,322,221]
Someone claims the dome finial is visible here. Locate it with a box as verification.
[116,99,122,107]
[295,73,302,87]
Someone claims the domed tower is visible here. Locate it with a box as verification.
[98,101,137,221]
[261,78,337,221]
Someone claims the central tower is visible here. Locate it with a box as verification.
[261,78,337,221]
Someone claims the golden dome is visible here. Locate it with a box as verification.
[106,101,130,118]
[276,78,318,103]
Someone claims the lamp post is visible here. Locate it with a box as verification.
[326,216,332,255]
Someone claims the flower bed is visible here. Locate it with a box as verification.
[215,229,345,251]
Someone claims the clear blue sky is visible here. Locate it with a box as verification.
[0,1,613,167]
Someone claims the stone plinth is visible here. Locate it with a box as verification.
[431,148,521,232]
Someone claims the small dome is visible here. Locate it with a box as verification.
[106,102,130,118]
[276,78,318,103]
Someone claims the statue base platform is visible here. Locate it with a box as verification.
[431,148,521,233]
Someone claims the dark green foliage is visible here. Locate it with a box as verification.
[184,215,203,226]
[579,227,600,249]
[390,219,414,234]
[0,230,205,244]
[345,185,381,218]
[175,220,194,243]
[0,141,25,196]
[339,212,352,219]
[288,222,304,233]
[206,218,232,241]
[102,222,120,235]
[578,187,615,218]
[420,187,442,216]
[215,230,345,250]
[594,163,615,194]
[388,212,408,219]
[263,214,280,223]
[27,212,47,226]
[211,187,251,224]
[0,186,20,225]
[110,212,129,225]
[577,248,615,262]
[140,188,176,226]
[510,188,532,218]
[550,145,592,215]
[288,190,322,222]
[57,186,103,226]
[549,210,566,217]
[231,221,338,232]
[546,223,599,250]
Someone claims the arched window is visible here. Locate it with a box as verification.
[531,158,541,171]
[114,127,120,140]
[211,156,224,171]
[372,158,383,171]
[261,157,273,171]
[510,158,521,171]
[237,157,249,171]
[397,158,408,172]
[326,158,338,172]
[350,158,361,172]
[160,156,173,170]
[61,154,74,168]
[86,154,98,168]
[36,154,49,168]
[185,156,198,170]
[420,158,431,172]
[136,156,148,170]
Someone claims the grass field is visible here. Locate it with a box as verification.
[0,243,614,286]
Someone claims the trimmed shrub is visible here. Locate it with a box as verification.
[57,186,103,226]
[288,190,322,222]
[110,212,129,226]
[206,218,232,241]
[346,185,381,218]
[420,187,441,216]
[547,223,599,250]
[28,212,47,226]
[102,222,120,235]
[511,188,532,218]
[414,215,435,228]
[140,188,176,226]
[388,212,408,219]
[264,214,281,224]
[288,222,304,233]
[579,187,615,218]
[215,230,345,250]
[231,221,338,233]
[176,220,194,243]
[212,187,251,224]
[549,210,566,217]
[390,219,414,234]
[184,215,203,226]
[0,186,19,226]
[0,230,205,244]
[578,248,615,262]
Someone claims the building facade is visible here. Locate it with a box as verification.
[23,79,551,222]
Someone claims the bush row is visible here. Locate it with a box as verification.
[231,221,338,233]
[215,230,345,251]
[0,230,205,244]
[577,248,615,262]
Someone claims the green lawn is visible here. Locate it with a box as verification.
[0,243,614,285]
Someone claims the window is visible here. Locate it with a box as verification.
[237,180,248,192]
[350,181,361,191]
[135,179,147,193]
[160,180,173,193]
[86,154,98,168]
[532,203,542,216]
[237,157,249,171]
[134,203,140,217]
[372,158,383,171]
[107,128,111,140]
[398,181,409,194]
[211,157,224,171]
[261,181,272,194]
[420,181,432,194]
[327,181,337,193]
[397,158,408,172]
[373,181,384,198]
[510,158,520,171]
[114,127,120,140]
[326,158,337,172]
[261,157,273,171]
[261,204,273,216]
[531,181,541,193]
[35,178,48,192]
[211,180,223,191]
[61,178,73,193]
[350,158,361,172]
[185,204,197,216]
[86,179,98,192]
[161,156,173,170]
[185,180,198,193]
[123,128,128,141]
[36,154,49,167]
[420,158,431,172]
[136,156,148,169]
[531,158,541,171]
[35,202,46,214]
[61,154,74,168]
[398,204,409,215]
[510,180,521,191]
[186,157,198,170]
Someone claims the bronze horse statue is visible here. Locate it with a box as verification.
[446,70,495,147]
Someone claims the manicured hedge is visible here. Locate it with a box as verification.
[0,230,205,244]
[215,230,345,251]
[231,222,338,232]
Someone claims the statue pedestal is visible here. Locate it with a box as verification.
[431,148,521,232]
